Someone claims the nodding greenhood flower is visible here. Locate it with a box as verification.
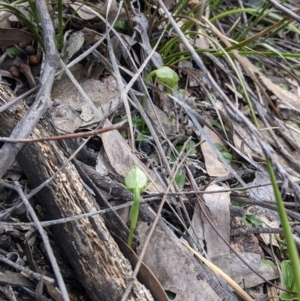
[125,165,147,191]
[146,66,179,92]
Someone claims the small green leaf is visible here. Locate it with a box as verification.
[132,117,143,128]
[121,131,127,138]
[261,259,275,267]
[175,145,183,153]
[142,127,151,135]
[208,118,229,131]
[114,20,129,31]
[170,154,176,163]
[231,200,246,207]
[279,291,297,300]
[242,215,252,228]
[282,261,294,291]
[178,89,190,97]
[175,172,186,189]
[210,0,222,10]
[136,133,150,141]
[248,214,262,226]
[165,290,176,300]
[214,143,225,151]
[186,141,197,155]
[278,83,289,90]
[221,151,232,163]
[125,166,147,190]
[169,114,175,122]
[243,214,262,227]
[115,117,123,123]
[6,46,21,58]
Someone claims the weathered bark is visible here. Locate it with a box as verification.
[0,83,154,301]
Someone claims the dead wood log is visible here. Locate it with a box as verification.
[0,83,154,301]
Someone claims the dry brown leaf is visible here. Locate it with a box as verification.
[144,100,178,135]
[101,124,164,194]
[202,183,231,258]
[232,122,264,160]
[0,28,34,48]
[246,171,281,247]
[136,222,222,301]
[50,65,120,133]
[212,253,278,289]
[61,31,84,63]
[242,57,300,109]
[200,126,230,177]
[187,201,204,247]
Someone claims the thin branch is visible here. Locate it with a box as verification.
[0,121,126,143]
[0,179,296,229]
[0,0,59,178]
[0,86,39,113]
[0,255,54,283]
[13,182,70,301]
[0,198,134,228]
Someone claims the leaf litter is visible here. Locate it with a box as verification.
[0,0,300,301]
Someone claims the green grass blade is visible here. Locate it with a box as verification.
[266,158,300,300]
